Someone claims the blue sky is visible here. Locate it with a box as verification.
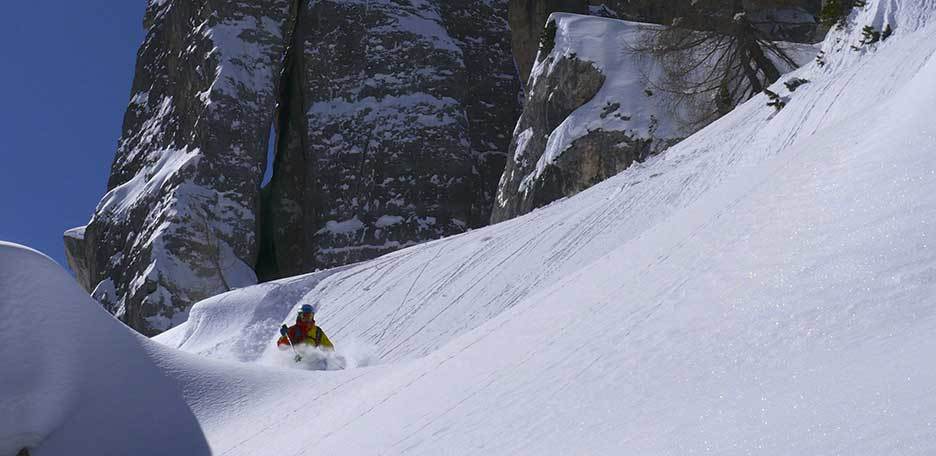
[0,2,145,267]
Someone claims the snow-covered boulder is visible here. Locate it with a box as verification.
[492,13,814,223]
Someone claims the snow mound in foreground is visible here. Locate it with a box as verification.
[0,241,211,455]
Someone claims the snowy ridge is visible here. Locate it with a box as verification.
[7,0,936,454]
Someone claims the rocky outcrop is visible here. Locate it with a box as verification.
[494,16,686,222]
[63,227,92,292]
[65,0,293,335]
[69,0,519,334]
[493,13,816,223]
[494,5,823,224]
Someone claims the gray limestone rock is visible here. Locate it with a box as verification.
[64,226,93,293]
[590,0,823,42]
[70,0,520,334]
[494,7,819,224]
[73,0,294,335]
[260,0,520,278]
[492,16,713,224]
[493,52,650,222]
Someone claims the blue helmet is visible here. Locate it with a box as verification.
[300,304,314,314]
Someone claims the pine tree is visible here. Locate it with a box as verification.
[860,25,881,45]
[764,89,785,111]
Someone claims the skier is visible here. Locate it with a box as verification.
[277,304,334,351]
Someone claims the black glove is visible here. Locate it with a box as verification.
[280,324,288,337]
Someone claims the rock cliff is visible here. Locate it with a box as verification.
[260,0,520,279]
[66,0,293,335]
[68,0,519,335]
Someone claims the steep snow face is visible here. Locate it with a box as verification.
[151,1,936,454]
[154,268,349,362]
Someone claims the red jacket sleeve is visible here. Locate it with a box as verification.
[277,335,290,348]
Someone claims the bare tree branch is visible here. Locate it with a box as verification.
[633,1,800,130]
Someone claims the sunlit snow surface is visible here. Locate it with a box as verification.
[5,1,936,454]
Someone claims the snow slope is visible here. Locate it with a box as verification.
[7,0,936,454]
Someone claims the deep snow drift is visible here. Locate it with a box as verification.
[0,242,211,455]
[6,0,936,454]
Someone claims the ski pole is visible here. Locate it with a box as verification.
[283,327,302,362]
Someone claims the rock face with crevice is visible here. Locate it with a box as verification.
[67,0,520,335]
[261,0,520,279]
